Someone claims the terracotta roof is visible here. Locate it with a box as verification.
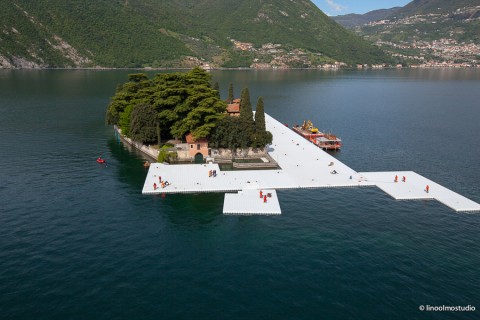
[185,133,208,144]
[227,103,240,113]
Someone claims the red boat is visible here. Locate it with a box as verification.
[96,157,106,164]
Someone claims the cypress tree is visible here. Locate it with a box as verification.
[239,88,253,122]
[254,97,266,147]
[254,97,272,147]
[213,81,220,98]
[255,97,266,132]
[239,88,255,147]
[227,83,234,103]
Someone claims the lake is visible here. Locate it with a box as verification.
[0,69,479,319]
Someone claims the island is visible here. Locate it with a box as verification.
[106,67,273,167]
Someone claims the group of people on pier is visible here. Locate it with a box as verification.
[153,175,170,190]
[394,175,430,193]
[259,190,272,203]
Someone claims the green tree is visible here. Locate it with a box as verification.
[209,116,243,151]
[253,97,273,147]
[128,73,148,83]
[213,81,220,98]
[254,97,266,132]
[129,104,158,144]
[169,68,227,139]
[239,87,255,147]
[106,74,153,127]
[107,68,227,143]
[227,83,234,103]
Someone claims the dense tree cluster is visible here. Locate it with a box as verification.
[107,69,273,150]
[106,68,226,145]
[209,88,273,150]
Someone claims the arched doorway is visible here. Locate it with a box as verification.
[194,152,204,164]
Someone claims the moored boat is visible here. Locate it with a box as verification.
[292,120,324,140]
[292,120,342,150]
[314,134,342,150]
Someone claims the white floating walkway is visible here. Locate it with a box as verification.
[142,113,480,214]
[360,171,480,213]
[223,190,281,215]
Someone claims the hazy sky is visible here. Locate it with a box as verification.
[311,0,411,15]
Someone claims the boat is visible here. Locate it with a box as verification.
[292,120,342,150]
[292,120,324,140]
[314,134,342,151]
[96,157,106,164]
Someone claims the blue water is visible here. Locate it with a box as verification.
[0,69,479,319]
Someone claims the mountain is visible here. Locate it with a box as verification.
[352,0,480,66]
[389,0,480,18]
[0,0,389,69]
[333,7,401,29]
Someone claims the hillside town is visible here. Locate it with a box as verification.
[358,6,480,68]
[230,39,353,69]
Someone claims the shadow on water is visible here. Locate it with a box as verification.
[107,136,224,226]
[107,137,150,191]
[159,193,224,227]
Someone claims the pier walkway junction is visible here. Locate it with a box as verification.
[142,114,480,215]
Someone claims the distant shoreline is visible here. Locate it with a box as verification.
[1,65,479,71]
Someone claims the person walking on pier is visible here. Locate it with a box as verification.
[402,176,406,182]
[394,175,398,183]
[426,185,430,193]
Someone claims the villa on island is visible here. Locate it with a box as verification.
[185,133,209,163]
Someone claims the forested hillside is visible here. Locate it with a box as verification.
[0,0,389,68]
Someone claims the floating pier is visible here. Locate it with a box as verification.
[223,190,281,215]
[142,114,480,214]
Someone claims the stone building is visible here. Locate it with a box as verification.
[185,133,209,163]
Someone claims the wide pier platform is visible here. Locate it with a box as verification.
[360,171,480,212]
[142,114,480,214]
[223,190,281,215]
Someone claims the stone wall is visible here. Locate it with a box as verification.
[114,125,159,160]
[210,147,267,159]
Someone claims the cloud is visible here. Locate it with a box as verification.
[325,0,347,12]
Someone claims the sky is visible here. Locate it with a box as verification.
[311,0,412,16]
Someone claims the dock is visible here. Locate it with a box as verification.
[223,190,281,215]
[142,114,480,214]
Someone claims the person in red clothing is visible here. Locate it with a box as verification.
[426,185,430,193]
[394,175,398,182]
[402,176,406,182]
[153,182,157,190]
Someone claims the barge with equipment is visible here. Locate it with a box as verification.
[292,120,342,150]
